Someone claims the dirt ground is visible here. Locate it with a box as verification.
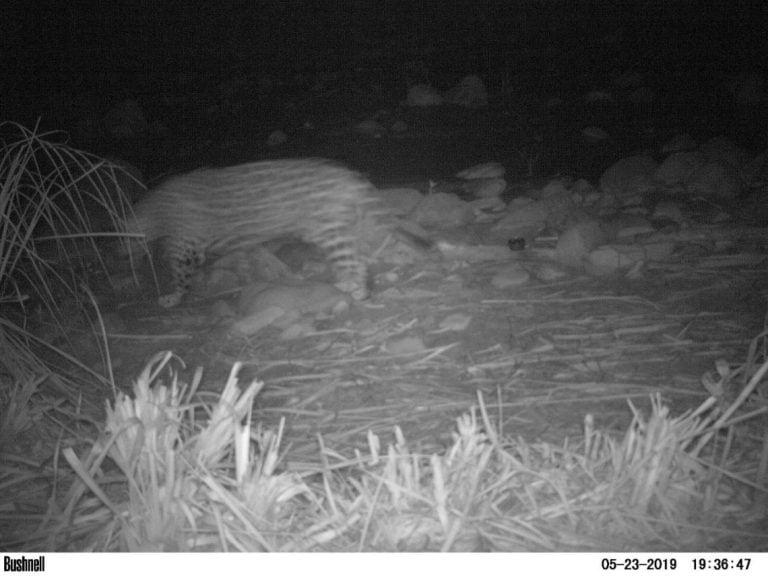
[87,95,767,467]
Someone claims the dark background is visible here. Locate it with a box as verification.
[6,2,766,101]
[3,1,767,179]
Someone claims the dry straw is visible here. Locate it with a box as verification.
[12,332,764,551]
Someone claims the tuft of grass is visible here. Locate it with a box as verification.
[37,354,313,551]
[0,120,147,387]
[17,340,765,551]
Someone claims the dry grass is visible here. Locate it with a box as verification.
[0,121,149,547]
[0,120,146,389]
[3,330,765,551]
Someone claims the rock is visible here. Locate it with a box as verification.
[271,241,325,273]
[436,240,513,263]
[469,196,507,221]
[266,130,287,147]
[652,200,685,223]
[230,305,289,337]
[456,162,506,180]
[431,313,472,333]
[372,221,428,266]
[586,242,675,275]
[192,246,302,300]
[608,215,655,240]
[599,155,658,200]
[491,263,531,289]
[542,179,573,200]
[530,262,569,282]
[406,84,443,107]
[355,119,386,137]
[462,177,507,199]
[537,180,578,229]
[384,336,426,355]
[572,179,599,203]
[210,300,236,320]
[196,268,241,298]
[655,151,707,185]
[555,219,608,267]
[586,245,640,274]
[379,286,443,300]
[411,192,474,227]
[374,187,424,216]
[231,281,351,337]
[687,163,745,201]
[489,198,548,241]
[444,75,488,108]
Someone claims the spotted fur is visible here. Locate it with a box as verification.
[126,159,386,307]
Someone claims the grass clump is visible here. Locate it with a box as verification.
[0,120,144,387]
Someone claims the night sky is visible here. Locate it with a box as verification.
[2,0,766,175]
[6,2,766,100]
